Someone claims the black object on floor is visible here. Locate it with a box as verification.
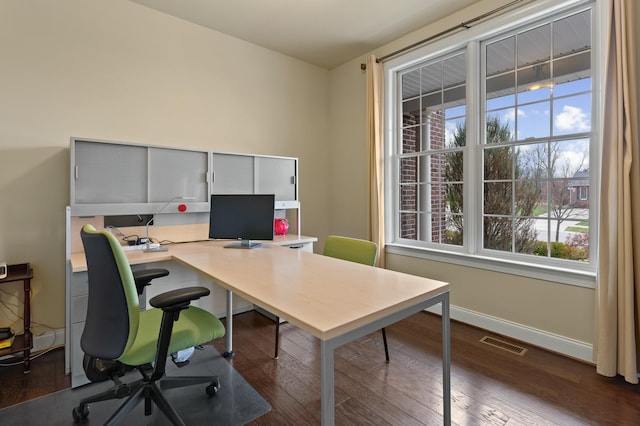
[0,345,270,425]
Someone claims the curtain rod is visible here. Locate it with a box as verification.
[360,0,525,70]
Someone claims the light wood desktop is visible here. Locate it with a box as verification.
[70,239,451,425]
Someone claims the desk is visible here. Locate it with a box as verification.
[70,240,450,425]
[175,241,451,425]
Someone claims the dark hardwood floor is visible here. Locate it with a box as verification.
[2,310,639,424]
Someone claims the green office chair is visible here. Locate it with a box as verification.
[72,224,226,425]
[274,235,389,362]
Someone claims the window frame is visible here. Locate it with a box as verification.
[383,0,604,288]
[578,186,589,201]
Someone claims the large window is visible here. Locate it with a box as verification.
[386,1,598,285]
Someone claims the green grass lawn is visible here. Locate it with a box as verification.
[566,221,589,233]
[565,226,589,233]
[533,206,548,216]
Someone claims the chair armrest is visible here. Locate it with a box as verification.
[133,268,170,283]
[147,286,212,382]
[132,268,170,295]
[149,286,210,310]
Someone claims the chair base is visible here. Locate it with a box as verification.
[72,374,220,426]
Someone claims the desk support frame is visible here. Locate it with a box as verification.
[223,290,234,358]
[320,291,450,425]
[224,289,451,425]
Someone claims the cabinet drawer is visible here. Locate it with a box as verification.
[71,322,89,388]
[71,295,88,324]
[70,271,88,297]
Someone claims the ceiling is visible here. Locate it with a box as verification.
[129,0,480,69]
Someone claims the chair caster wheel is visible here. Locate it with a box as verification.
[206,378,221,397]
[72,404,89,422]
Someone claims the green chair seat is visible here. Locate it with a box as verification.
[118,306,225,366]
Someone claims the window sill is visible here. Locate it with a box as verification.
[385,243,596,289]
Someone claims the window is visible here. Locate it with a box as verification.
[399,52,466,245]
[578,186,589,201]
[386,0,599,284]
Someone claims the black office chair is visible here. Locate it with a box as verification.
[273,235,389,362]
[72,224,226,425]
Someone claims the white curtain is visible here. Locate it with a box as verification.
[594,0,640,384]
[366,55,385,268]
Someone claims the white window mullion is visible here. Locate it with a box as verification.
[384,65,400,244]
[466,41,481,254]
[587,0,606,274]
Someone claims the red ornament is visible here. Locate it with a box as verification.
[274,218,289,235]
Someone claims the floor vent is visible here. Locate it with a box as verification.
[480,336,528,356]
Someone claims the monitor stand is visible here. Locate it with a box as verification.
[224,240,262,249]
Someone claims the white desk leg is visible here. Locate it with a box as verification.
[320,339,335,426]
[224,289,234,357]
[442,292,451,425]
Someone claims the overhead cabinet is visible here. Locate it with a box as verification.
[70,138,299,215]
[210,153,254,194]
[255,156,297,205]
[74,141,148,205]
[148,147,209,204]
[71,139,210,216]
[211,153,298,209]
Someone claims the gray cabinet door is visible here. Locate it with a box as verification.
[73,140,147,204]
[149,147,209,203]
[255,156,297,201]
[210,153,254,194]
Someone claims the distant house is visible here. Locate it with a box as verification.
[567,169,589,208]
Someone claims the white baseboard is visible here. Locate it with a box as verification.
[427,305,593,363]
[0,329,65,362]
[32,329,65,352]
[7,308,594,366]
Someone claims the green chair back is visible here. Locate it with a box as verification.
[80,224,141,360]
[323,235,378,266]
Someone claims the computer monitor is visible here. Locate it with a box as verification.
[209,194,275,248]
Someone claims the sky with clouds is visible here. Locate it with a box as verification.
[443,77,591,176]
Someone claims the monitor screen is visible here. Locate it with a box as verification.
[209,194,275,248]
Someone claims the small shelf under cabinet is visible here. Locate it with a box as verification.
[0,263,33,373]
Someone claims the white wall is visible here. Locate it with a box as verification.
[0,0,331,335]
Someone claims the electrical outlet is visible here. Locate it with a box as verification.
[0,262,7,280]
